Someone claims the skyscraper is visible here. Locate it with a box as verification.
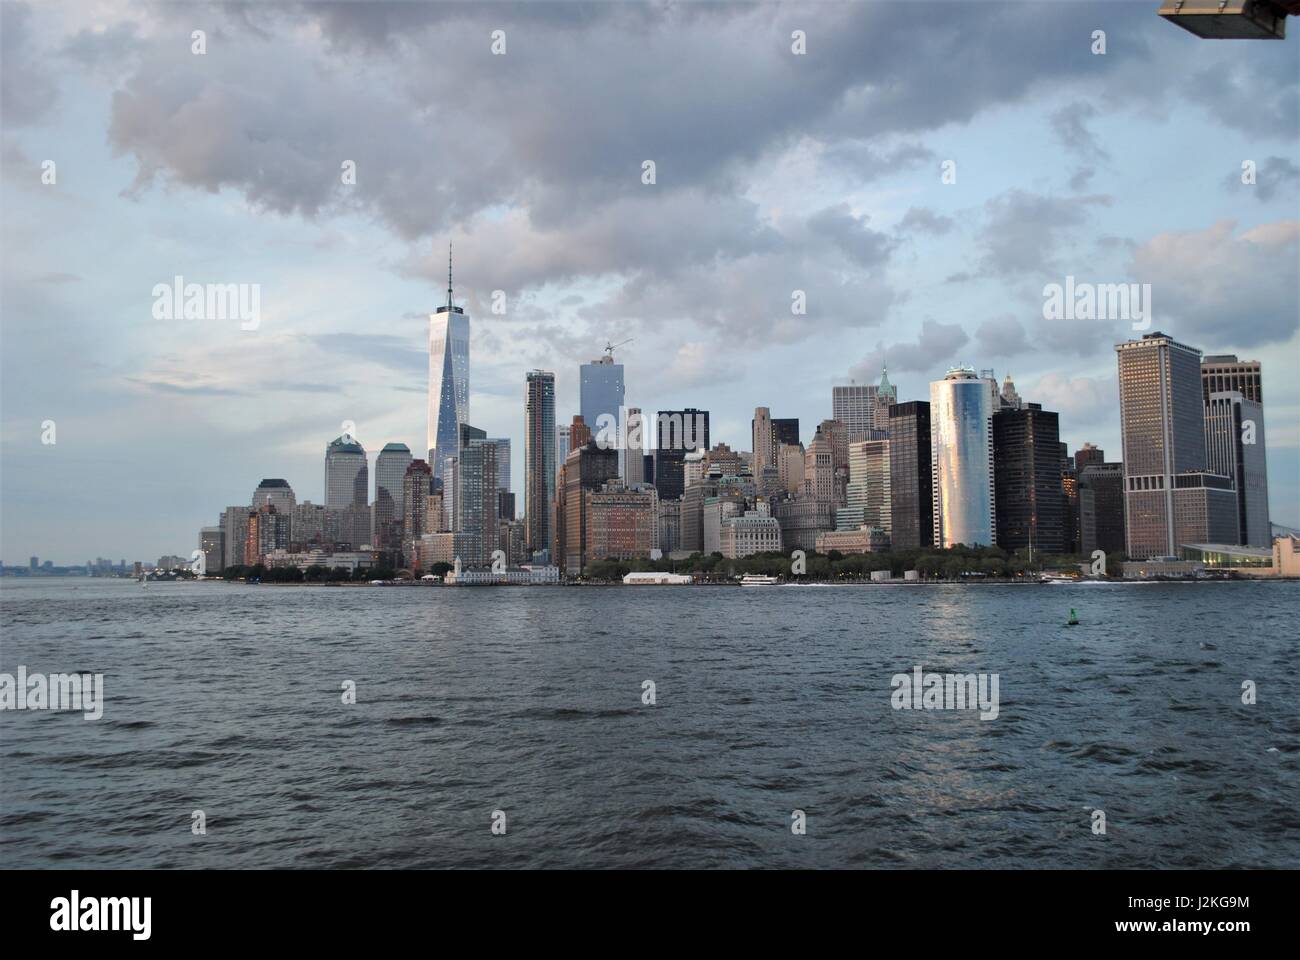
[1078,462,1125,556]
[873,367,896,431]
[654,408,709,502]
[251,478,296,514]
[752,407,775,476]
[487,438,511,494]
[525,370,556,558]
[832,382,874,442]
[1201,354,1262,404]
[325,434,368,508]
[772,418,800,449]
[428,244,470,480]
[402,459,433,561]
[457,425,499,567]
[992,404,1065,554]
[887,401,932,550]
[1205,391,1270,545]
[580,353,625,446]
[621,407,645,485]
[930,368,996,548]
[1116,332,1237,558]
[372,443,412,552]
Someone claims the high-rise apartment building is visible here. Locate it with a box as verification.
[456,425,499,567]
[525,370,556,558]
[752,407,775,477]
[930,368,996,548]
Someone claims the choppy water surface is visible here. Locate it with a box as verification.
[1,579,1297,868]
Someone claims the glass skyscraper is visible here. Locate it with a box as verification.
[580,355,625,446]
[428,247,470,481]
[930,368,995,548]
[372,442,412,551]
[325,434,368,509]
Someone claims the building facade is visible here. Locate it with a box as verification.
[930,368,996,548]
[887,400,932,550]
[525,370,556,559]
[324,434,367,509]
[992,404,1065,555]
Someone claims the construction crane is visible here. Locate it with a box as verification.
[1159,0,1300,39]
[603,338,633,360]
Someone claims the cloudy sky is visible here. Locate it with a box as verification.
[2,0,1297,563]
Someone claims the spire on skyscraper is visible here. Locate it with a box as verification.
[447,240,453,310]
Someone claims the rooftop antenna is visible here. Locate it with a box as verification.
[447,240,453,310]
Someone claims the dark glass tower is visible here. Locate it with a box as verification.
[886,401,932,550]
[992,404,1066,554]
[653,408,709,502]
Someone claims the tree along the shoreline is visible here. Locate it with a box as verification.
[580,544,1125,583]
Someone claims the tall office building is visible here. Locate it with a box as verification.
[1116,332,1237,558]
[621,407,645,485]
[833,382,874,442]
[580,353,625,445]
[839,439,891,537]
[486,438,511,494]
[372,442,412,552]
[873,368,896,431]
[402,459,434,560]
[772,418,800,449]
[803,426,835,504]
[930,368,996,548]
[1078,462,1126,556]
[221,506,251,569]
[569,415,592,451]
[752,407,775,476]
[1205,391,1270,545]
[555,425,571,477]
[654,408,709,502]
[833,367,893,441]
[1201,355,1262,404]
[251,478,296,514]
[887,401,932,550]
[1074,442,1105,472]
[325,434,368,508]
[525,370,557,558]
[992,404,1066,554]
[427,245,470,480]
[199,527,224,573]
[560,441,620,575]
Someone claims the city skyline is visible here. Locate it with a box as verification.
[3,1,1298,562]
